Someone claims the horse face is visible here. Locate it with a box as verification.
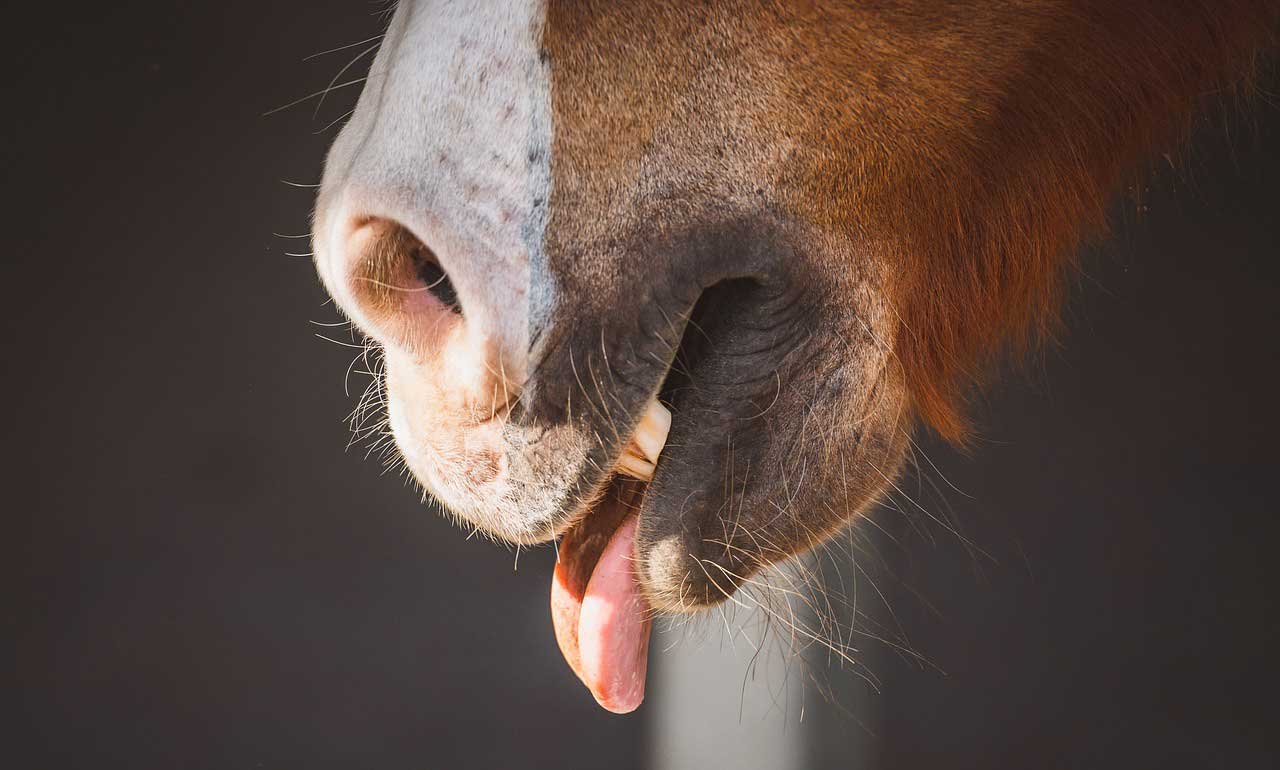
[314,0,916,616]
[313,0,1269,625]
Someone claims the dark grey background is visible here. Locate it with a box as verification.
[8,2,1278,768]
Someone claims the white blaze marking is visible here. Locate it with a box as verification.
[316,0,553,382]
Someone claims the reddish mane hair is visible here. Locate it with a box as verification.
[877,1,1277,441]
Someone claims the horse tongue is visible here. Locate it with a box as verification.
[550,481,652,714]
[577,514,651,713]
[549,400,668,713]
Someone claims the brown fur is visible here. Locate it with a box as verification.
[548,0,1277,443]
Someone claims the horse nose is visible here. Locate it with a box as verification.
[317,211,525,423]
[307,0,548,430]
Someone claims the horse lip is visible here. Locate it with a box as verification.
[553,396,671,541]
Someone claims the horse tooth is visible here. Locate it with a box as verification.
[617,450,656,481]
[631,399,671,466]
[615,399,671,481]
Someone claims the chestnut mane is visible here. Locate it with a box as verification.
[873,1,1277,441]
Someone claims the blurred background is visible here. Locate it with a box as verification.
[8,2,1279,768]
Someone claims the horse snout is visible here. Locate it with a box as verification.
[312,197,557,541]
[320,209,524,423]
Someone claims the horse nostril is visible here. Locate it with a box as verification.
[344,218,465,352]
[411,242,461,314]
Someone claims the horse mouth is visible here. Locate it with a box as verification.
[546,277,772,712]
[549,398,670,714]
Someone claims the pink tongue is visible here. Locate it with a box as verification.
[550,512,652,714]
[578,515,651,712]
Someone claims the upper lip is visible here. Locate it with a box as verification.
[553,396,671,538]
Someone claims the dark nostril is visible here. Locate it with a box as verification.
[411,243,461,314]
[348,219,463,330]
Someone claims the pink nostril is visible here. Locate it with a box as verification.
[343,218,464,353]
[331,215,520,425]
